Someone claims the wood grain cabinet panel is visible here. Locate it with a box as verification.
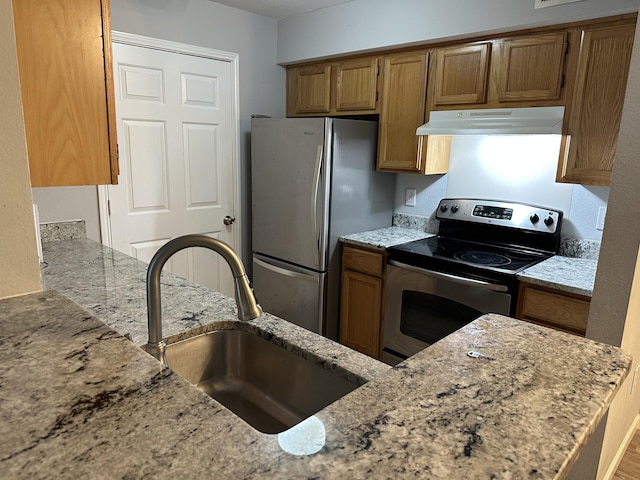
[377,52,428,173]
[12,0,118,186]
[340,245,385,359]
[493,32,567,103]
[557,23,636,186]
[342,245,384,277]
[340,270,383,359]
[289,64,332,115]
[432,43,491,106]
[516,282,590,336]
[335,58,379,111]
[287,57,379,116]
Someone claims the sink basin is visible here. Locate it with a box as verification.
[164,329,360,434]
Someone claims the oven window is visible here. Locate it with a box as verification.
[400,290,483,345]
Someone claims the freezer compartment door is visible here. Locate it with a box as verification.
[252,254,325,334]
[251,117,329,271]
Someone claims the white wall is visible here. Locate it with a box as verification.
[394,137,608,241]
[0,0,42,299]
[32,187,102,242]
[587,6,640,477]
[277,0,638,64]
[33,0,285,264]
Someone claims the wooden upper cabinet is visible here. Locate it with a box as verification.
[287,57,379,116]
[12,0,118,187]
[492,32,567,103]
[377,52,428,173]
[288,64,332,114]
[378,52,450,174]
[335,58,379,111]
[432,43,491,106]
[557,23,635,186]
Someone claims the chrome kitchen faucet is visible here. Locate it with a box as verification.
[145,234,262,364]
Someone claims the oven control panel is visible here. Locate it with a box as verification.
[436,198,562,233]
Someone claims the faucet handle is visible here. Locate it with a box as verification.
[235,274,262,320]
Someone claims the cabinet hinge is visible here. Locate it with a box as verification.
[565,41,570,55]
[377,65,380,76]
[560,74,565,88]
[116,144,119,161]
[376,91,379,102]
[107,200,111,216]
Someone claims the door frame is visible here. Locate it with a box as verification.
[98,31,242,254]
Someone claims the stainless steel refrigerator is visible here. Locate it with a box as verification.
[251,117,395,340]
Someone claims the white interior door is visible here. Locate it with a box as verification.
[102,34,239,297]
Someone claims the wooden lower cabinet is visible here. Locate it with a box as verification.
[339,245,385,359]
[516,282,590,336]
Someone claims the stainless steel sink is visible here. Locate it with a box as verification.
[164,329,360,434]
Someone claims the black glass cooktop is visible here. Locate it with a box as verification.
[387,236,550,275]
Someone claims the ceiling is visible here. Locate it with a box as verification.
[210,0,355,19]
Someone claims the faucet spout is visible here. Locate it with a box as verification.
[145,234,262,362]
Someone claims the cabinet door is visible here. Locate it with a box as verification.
[13,0,118,186]
[432,43,491,106]
[557,24,635,186]
[335,57,379,111]
[516,283,590,336]
[493,32,567,103]
[289,64,332,115]
[339,269,383,359]
[377,52,428,172]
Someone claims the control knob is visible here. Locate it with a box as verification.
[544,216,554,227]
[440,204,448,213]
[451,204,459,213]
[530,213,540,224]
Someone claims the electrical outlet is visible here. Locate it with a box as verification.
[596,206,606,231]
[631,364,640,395]
[405,188,416,207]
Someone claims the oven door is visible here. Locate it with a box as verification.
[383,261,512,362]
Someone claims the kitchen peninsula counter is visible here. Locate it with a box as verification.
[0,238,629,479]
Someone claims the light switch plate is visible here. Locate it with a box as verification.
[405,188,416,207]
[534,0,584,9]
[596,206,606,231]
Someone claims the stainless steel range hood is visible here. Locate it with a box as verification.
[416,106,565,135]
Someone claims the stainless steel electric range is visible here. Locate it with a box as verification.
[382,198,563,365]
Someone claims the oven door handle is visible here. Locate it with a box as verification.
[388,260,510,293]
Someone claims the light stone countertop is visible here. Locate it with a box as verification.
[40,238,389,385]
[340,226,432,250]
[517,255,598,297]
[1,237,627,479]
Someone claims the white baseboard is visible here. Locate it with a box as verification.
[602,413,640,480]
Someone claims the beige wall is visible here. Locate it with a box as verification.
[0,0,42,299]
[587,3,640,477]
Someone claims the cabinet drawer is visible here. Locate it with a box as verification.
[342,245,384,277]
[517,284,590,335]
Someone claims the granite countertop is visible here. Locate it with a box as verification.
[341,227,597,297]
[39,239,388,384]
[1,237,629,479]
[340,226,432,250]
[517,256,598,297]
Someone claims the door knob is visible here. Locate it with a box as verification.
[223,215,236,226]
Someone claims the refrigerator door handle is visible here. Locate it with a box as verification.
[253,256,320,282]
[311,144,323,251]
